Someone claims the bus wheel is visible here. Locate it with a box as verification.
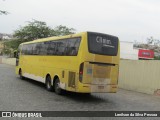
[19,69,25,80]
[54,78,63,95]
[46,76,53,91]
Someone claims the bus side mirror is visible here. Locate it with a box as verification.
[14,51,19,58]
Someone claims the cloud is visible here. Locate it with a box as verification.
[0,0,160,42]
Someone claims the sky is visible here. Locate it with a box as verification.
[0,0,160,42]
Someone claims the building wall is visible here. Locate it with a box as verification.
[119,60,160,94]
[120,41,138,60]
[2,57,16,66]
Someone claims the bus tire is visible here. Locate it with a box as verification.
[46,75,53,91]
[84,93,91,96]
[54,78,63,95]
[19,69,25,80]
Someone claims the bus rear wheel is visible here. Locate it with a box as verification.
[46,76,53,91]
[54,78,63,95]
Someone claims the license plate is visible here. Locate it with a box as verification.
[98,86,104,89]
[87,69,92,74]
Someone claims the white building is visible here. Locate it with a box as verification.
[2,35,12,40]
[0,33,13,40]
[120,41,138,60]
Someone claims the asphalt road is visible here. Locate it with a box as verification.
[0,63,160,120]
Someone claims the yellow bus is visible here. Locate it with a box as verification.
[16,32,120,94]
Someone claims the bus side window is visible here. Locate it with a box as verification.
[39,42,47,55]
[32,43,38,55]
[66,38,81,56]
[36,43,42,55]
[22,45,27,55]
[27,44,33,55]
[52,42,57,55]
[46,41,56,55]
[57,41,67,55]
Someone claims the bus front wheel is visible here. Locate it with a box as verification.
[54,78,63,95]
[19,69,25,80]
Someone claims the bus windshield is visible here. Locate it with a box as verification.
[88,32,118,56]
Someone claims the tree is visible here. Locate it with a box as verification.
[53,25,75,36]
[147,36,154,44]
[3,39,21,50]
[0,10,8,15]
[13,20,54,42]
[147,36,160,46]
[13,20,76,42]
[0,0,8,15]
[3,20,76,55]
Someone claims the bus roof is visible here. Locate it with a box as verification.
[20,32,87,45]
[20,31,118,45]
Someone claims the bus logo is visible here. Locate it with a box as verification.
[2,112,11,117]
[96,36,114,48]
